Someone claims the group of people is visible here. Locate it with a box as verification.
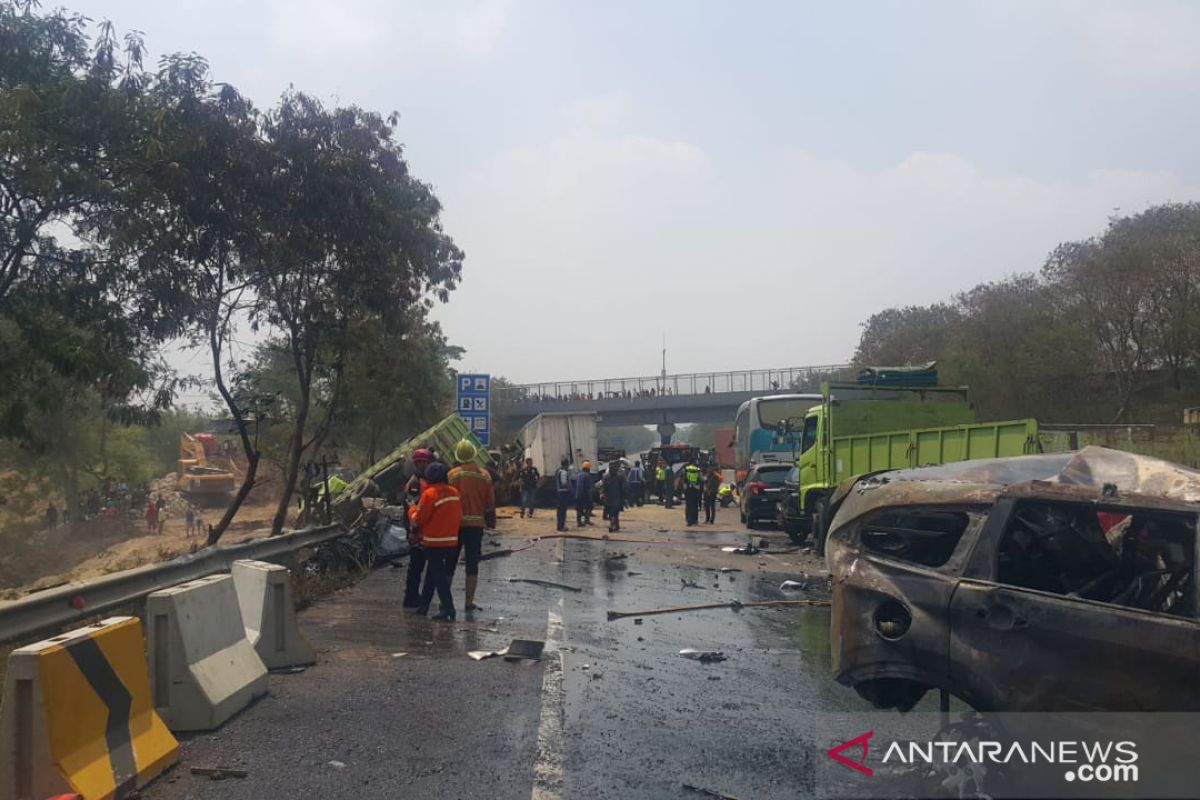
[401,439,496,622]
[536,456,728,533]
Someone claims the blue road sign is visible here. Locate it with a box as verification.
[456,373,490,445]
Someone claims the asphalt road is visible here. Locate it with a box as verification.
[142,504,872,800]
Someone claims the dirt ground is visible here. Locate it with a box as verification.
[0,493,289,598]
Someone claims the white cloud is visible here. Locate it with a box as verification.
[434,102,1200,381]
[1060,0,1200,83]
[267,0,511,60]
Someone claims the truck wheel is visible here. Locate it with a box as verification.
[813,497,830,557]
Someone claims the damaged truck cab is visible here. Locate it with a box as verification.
[827,448,1200,713]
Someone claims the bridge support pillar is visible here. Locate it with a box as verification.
[656,423,676,445]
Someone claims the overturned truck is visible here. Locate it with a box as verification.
[331,414,492,523]
[826,446,1200,712]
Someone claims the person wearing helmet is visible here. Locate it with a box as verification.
[683,459,703,526]
[574,461,595,528]
[448,439,495,612]
[407,461,462,621]
[554,457,572,532]
[402,448,434,607]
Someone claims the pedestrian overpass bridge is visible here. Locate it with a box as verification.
[493,364,851,439]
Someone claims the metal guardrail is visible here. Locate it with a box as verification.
[494,364,853,403]
[0,524,344,647]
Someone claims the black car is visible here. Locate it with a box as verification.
[775,465,806,543]
[739,464,791,528]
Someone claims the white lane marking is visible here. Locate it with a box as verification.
[532,601,565,800]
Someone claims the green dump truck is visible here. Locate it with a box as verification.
[790,381,1042,551]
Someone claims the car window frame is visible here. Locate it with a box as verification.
[972,497,1200,622]
[851,504,990,577]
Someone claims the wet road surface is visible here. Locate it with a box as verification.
[143,511,873,799]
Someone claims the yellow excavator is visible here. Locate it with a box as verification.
[178,433,237,501]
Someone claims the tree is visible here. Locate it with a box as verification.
[853,304,960,367]
[256,92,463,535]
[113,52,271,544]
[0,2,176,445]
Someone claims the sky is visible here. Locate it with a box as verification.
[68,0,1200,388]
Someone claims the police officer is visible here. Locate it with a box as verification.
[682,460,702,526]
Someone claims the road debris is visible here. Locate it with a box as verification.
[468,639,545,662]
[327,760,347,770]
[478,548,513,561]
[390,652,408,658]
[269,665,307,674]
[191,767,248,781]
[679,648,727,663]
[605,552,628,561]
[509,578,582,592]
[779,579,808,591]
[607,598,830,621]
[720,544,760,555]
[683,783,743,799]
[680,577,701,589]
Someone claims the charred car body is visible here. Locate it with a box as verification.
[826,447,1200,712]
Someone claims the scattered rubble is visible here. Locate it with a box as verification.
[679,648,727,663]
[509,578,582,592]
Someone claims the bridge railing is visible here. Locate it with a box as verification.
[493,364,854,404]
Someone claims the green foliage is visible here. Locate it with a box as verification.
[853,203,1200,424]
[1,3,466,542]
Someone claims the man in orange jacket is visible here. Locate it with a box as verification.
[448,439,495,612]
[407,462,463,621]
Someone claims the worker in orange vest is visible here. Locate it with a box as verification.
[407,462,463,621]
[448,439,495,612]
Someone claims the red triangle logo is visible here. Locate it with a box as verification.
[827,731,874,776]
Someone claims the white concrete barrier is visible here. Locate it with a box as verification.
[231,559,315,670]
[146,574,268,731]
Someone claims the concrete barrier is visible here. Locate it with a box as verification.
[230,559,315,670]
[0,616,178,800]
[146,574,268,731]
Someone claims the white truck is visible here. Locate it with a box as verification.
[517,412,599,498]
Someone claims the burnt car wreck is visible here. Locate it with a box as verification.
[826,446,1200,712]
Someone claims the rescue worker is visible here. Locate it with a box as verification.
[408,462,462,621]
[602,460,626,533]
[554,457,572,531]
[717,482,735,507]
[448,439,495,612]
[574,461,595,527]
[519,457,540,518]
[662,461,675,509]
[703,465,721,524]
[403,448,434,608]
[655,461,667,505]
[682,460,702,526]
[628,460,645,507]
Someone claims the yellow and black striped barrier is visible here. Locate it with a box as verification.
[0,616,178,800]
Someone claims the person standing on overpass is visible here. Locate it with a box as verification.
[554,457,572,531]
[448,439,495,613]
[408,462,462,621]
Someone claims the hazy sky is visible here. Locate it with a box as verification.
[70,0,1200,387]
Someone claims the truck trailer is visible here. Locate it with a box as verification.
[791,382,1043,553]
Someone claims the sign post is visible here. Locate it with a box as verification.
[456,373,491,446]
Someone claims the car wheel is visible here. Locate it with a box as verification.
[746,516,758,530]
